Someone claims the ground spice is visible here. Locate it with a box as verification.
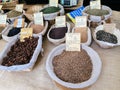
[49,27,67,39]
[1,37,38,66]
[53,50,93,83]
[30,24,44,34]
[7,10,22,18]
[96,30,117,44]
[85,9,109,16]
[0,27,5,33]
[40,6,60,14]
[7,28,21,37]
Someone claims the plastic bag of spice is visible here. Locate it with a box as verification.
[46,44,102,89]
[82,5,112,23]
[0,35,42,71]
[40,4,64,20]
[47,22,70,45]
[28,21,48,36]
[93,25,120,48]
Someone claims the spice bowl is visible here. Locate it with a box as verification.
[46,44,102,89]
[28,21,48,36]
[93,25,120,48]
[82,5,112,23]
[47,22,70,45]
[2,23,27,42]
[72,27,92,46]
[40,4,64,20]
[0,35,42,71]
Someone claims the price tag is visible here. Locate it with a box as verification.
[49,0,58,7]
[14,18,25,28]
[66,33,81,51]
[75,16,87,28]
[20,28,33,42]
[55,16,66,28]
[90,0,101,9]
[15,4,24,12]
[34,12,44,26]
[0,5,2,10]
[0,15,7,26]
[104,23,116,33]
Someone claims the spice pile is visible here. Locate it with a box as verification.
[96,30,117,44]
[7,10,22,18]
[53,50,93,83]
[85,9,109,16]
[49,27,67,39]
[40,6,60,14]
[30,24,44,34]
[0,27,5,33]
[1,37,38,66]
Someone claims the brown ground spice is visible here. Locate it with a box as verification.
[53,49,93,83]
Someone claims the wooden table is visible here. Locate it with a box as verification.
[0,11,120,90]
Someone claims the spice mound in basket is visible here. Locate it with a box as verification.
[7,10,22,18]
[1,37,38,66]
[96,30,117,44]
[53,50,93,83]
[40,6,60,14]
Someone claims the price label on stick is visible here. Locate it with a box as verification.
[0,15,7,26]
[15,4,24,12]
[0,5,2,10]
[90,0,101,9]
[20,28,33,42]
[66,33,81,51]
[34,12,44,26]
[14,18,25,28]
[55,16,66,28]
[104,23,116,33]
[75,16,87,28]
[49,0,58,7]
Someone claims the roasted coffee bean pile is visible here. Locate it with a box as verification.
[7,10,22,18]
[53,50,93,83]
[8,27,21,37]
[49,27,67,39]
[86,9,109,16]
[41,6,60,14]
[1,37,38,66]
[96,30,117,44]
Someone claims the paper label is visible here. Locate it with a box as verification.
[0,15,7,26]
[55,16,66,28]
[20,28,33,42]
[90,0,101,9]
[34,12,44,26]
[75,16,87,28]
[14,18,25,28]
[15,4,24,12]
[66,33,81,51]
[0,5,2,10]
[104,23,116,33]
[49,0,58,7]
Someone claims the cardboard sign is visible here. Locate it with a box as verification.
[75,16,87,28]
[66,33,81,51]
[34,12,44,26]
[14,18,25,28]
[20,28,33,42]
[49,0,58,7]
[0,15,7,26]
[104,23,116,33]
[0,5,2,10]
[55,16,66,28]
[90,0,101,9]
[15,4,24,12]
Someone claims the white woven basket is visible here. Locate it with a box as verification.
[82,5,112,22]
[72,27,91,46]
[47,22,71,45]
[93,25,120,48]
[28,21,48,36]
[46,44,102,89]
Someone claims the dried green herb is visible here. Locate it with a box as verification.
[7,10,22,18]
